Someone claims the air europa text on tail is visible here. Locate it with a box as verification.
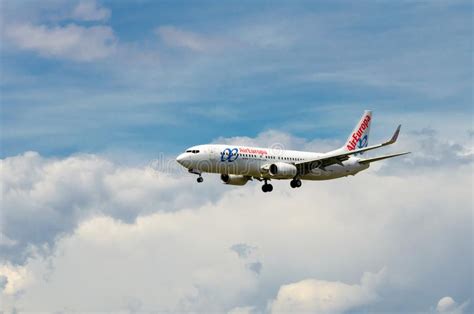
[347,115,371,150]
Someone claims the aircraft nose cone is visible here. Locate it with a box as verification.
[176,153,187,166]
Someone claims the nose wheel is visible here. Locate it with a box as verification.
[188,169,203,183]
[290,178,302,188]
[262,179,273,193]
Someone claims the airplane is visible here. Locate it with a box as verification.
[176,110,410,192]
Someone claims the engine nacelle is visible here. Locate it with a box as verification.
[221,174,250,186]
[268,162,298,179]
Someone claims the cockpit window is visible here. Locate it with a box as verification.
[185,150,200,154]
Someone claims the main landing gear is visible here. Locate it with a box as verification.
[189,169,203,183]
[262,179,273,193]
[261,178,300,192]
[290,178,302,188]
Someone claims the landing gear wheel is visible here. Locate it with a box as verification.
[262,184,273,193]
[189,169,203,183]
[290,179,302,188]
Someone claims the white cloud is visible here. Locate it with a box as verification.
[5,23,116,61]
[156,26,224,53]
[1,214,259,312]
[0,131,472,312]
[235,21,298,49]
[0,264,31,296]
[228,305,257,314]
[72,0,111,21]
[436,296,470,314]
[0,234,17,247]
[0,151,221,264]
[269,269,386,313]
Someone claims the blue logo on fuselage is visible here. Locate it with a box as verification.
[220,148,239,162]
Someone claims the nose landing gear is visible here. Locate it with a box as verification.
[189,169,203,183]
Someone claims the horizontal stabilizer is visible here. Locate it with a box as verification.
[359,151,410,164]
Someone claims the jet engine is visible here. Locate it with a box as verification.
[268,162,298,179]
[220,174,250,185]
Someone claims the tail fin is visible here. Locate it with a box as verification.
[343,110,372,155]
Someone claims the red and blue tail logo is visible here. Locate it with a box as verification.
[345,111,372,154]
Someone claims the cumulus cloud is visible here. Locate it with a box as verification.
[72,0,110,21]
[372,127,473,176]
[404,129,473,166]
[0,151,221,264]
[0,264,31,296]
[269,269,386,313]
[4,23,116,61]
[436,296,470,314]
[0,130,472,312]
[1,215,259,312]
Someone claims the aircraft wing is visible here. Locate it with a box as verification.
[295,125,403,173]
[358,151,410,164]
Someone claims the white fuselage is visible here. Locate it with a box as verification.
[176,144,369,180]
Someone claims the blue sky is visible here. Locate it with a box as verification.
[0,1,472,313]
[1,0,472,160]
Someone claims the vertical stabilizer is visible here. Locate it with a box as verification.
[343,110,372,154]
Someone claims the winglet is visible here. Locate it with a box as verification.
[387,124,401,145]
